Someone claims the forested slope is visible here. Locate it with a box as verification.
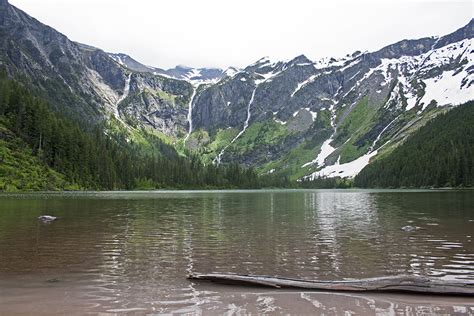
[0,71,285,191]
[355,102,474,188]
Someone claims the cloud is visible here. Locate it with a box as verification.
[9,0,473,69]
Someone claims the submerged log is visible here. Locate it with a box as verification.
[188,273,474,296]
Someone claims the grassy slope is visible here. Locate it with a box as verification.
[257,110,334,180]
[182,128,239,162]
[0,124,71,191]
[333,96,379,163]
[228,120,289,154]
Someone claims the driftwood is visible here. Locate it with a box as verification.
[188,273,474,296]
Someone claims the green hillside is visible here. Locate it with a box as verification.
[355,101,474,188]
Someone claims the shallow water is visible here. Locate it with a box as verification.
[0,189,473,314]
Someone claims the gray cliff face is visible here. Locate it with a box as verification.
[0,2,96,117]
[192,73,256,132]
[0,1,193,136]
[1,0,472,179]
[119,74,193,137]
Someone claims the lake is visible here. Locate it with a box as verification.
[0,189,473,314]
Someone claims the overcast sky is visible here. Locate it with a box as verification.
[9,0,473,69]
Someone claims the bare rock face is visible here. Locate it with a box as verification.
[118,74,192,137]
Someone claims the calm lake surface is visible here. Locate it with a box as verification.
[0,189,473,315]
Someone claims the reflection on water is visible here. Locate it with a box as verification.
[0,190,473,314]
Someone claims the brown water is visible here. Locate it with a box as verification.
[0,189,473,315]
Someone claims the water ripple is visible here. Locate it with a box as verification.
[0,190,473,314]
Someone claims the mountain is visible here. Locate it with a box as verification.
[1,0,473,182]
[0,0,197,138]
[186,22,473,180]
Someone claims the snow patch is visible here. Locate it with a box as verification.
[116,56,125,66]
[224,67,240,77]
[185,68,201,80]
[291,75,318,97]
[302,137,335,168]
[304,107,318,121]
[338,58,362,72]
[254,69,282,84]
[274,119,287,125]
[179,68,222,86]
[311,53,365,71]
[372,38,473,112]
[302,104,337,168]
[307,151,378,179]
[252,56,272,67]
[420,69,473,109]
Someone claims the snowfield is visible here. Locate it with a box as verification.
[305,151,378,180]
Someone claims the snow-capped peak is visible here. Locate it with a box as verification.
[224,67,240,78]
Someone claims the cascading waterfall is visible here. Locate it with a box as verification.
[184,86,198,143]
[214,86,258,164]
[115,73,132,121]
[369,115,400,152]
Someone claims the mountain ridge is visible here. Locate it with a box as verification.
[1,0,472,181]
[107,52,233,84]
